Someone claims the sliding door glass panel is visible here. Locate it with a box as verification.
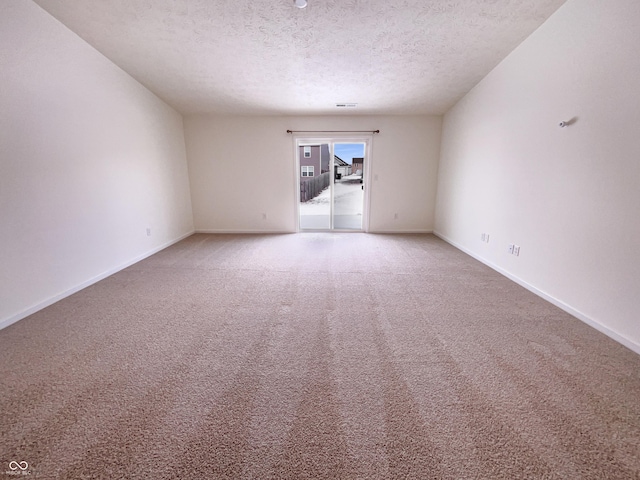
[333,143,365,230]
[299,143,331,230]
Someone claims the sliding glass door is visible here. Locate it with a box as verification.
[332,142,365,230]
[297,139,368,231]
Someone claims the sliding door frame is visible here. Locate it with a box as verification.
[293,134,373,232]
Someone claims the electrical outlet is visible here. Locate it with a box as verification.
[481,233,490,243]
[514,245,520,256]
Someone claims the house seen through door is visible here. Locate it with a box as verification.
[298,140,367,231]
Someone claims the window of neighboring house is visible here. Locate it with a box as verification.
[301,166,314,177]
[303,146,311,158]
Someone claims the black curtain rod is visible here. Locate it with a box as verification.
[286,129,380,134]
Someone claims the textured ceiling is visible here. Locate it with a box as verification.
[32,0,567,115]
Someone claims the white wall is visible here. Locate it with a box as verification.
[435,0,640,352]
[0,1,194,328]
[185,115,441,233]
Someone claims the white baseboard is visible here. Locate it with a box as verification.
[0,230,195,331]
[195,229,434,235]
[371,229,433,234]
[195,229,294,234]
[433,231,640,356]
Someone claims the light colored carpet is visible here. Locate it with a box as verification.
[1,233,639,479]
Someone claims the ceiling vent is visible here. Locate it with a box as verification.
[336,103,357,108]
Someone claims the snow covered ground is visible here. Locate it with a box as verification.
[299,174,364,229]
